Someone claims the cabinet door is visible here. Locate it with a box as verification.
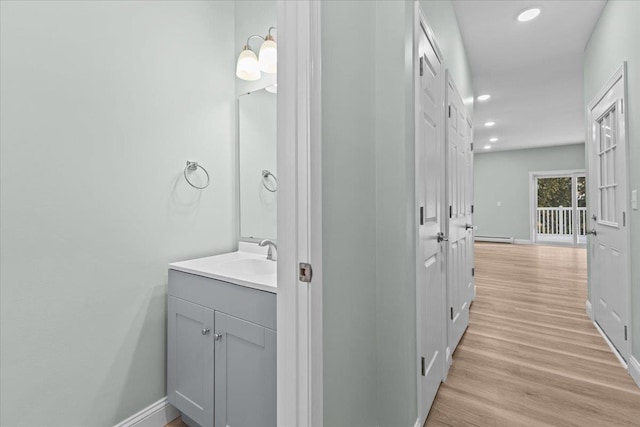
[167,297,214,427]
[214,311,276,427]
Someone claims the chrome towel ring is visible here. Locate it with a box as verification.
[184,161,210,190]
[262,169,278,192]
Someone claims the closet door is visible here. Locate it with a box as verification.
[415,17,446,418]
[446,74,472,358]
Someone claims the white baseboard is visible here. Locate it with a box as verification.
[592,321,627,369]
[586,300,593,321]
[475,236,513,244]
[113,397,180,427]
[629,355,640,389]
[513,239,532,245]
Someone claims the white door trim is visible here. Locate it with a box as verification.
[629,355,640,389]
[586,62,632,363]
[277,1,323,426]
[528,169,586,245]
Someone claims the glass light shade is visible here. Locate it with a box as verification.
[259,39,277,73]
[265,84,277,94]
[236,48,261,81]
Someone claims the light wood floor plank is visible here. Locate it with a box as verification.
[425,243,640,427]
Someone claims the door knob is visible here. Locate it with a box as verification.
[592,214,597,221]
[437,232,448,243]
[201,328,210,336]
[213,333,223,341]
[587,229,597,236]
[465,224,473,230]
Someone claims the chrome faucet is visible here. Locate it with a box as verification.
[259,239,278,261]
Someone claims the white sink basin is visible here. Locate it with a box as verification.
[217,258,276,277]
[169,244,277,293]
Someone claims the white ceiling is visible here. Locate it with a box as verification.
[452,0,606,152]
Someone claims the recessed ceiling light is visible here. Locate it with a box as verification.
[477,94,491,101]
[517,8,541,22]
[490,137,498,142]
[484,145,492,150]
[485,121,495,127]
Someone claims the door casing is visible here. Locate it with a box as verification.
[277,1,323,426]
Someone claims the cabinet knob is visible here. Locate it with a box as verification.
[201,328,210,336]
[214,333,223,341]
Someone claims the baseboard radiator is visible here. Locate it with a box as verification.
[475,236,514,244]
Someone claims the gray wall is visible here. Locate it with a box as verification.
[374,2,417,426]
[474,144,586,240]
[0,1,236,425]
[584,0,640,358]
[321,1,472,425]
[322,2,378,424]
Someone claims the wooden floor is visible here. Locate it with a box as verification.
[425,243,640,427]
[165,417,187,427]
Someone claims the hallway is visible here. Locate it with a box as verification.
[426,243,640,426]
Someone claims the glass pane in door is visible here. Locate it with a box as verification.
[577,176,587,244]
[597,107,618,225]
[536,177,572,243]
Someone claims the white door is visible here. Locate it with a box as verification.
[587,64,630,361]
[415,19,445,416]
[464,115,476,305]
[446,74,473,359]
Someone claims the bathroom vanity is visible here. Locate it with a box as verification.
[168,65,279,427]
[167,245,276,427]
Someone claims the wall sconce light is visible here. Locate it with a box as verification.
[236,27,277,81]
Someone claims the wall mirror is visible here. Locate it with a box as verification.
[238,88,277,240]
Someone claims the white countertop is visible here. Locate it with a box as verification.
[169,242,277,293]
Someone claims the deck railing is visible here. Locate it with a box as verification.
[537,207,587,236]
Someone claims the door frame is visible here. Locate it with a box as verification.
[528,169,587,246]
[277,1,323,425]
[414,5,446,425]
[585,62,632,364]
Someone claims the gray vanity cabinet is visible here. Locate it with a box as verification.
[214,312,276,427]
[167,270,276,427]
[167,297,215,427]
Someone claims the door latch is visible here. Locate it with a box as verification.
[437,232,448,243]
[299,262,313,283]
